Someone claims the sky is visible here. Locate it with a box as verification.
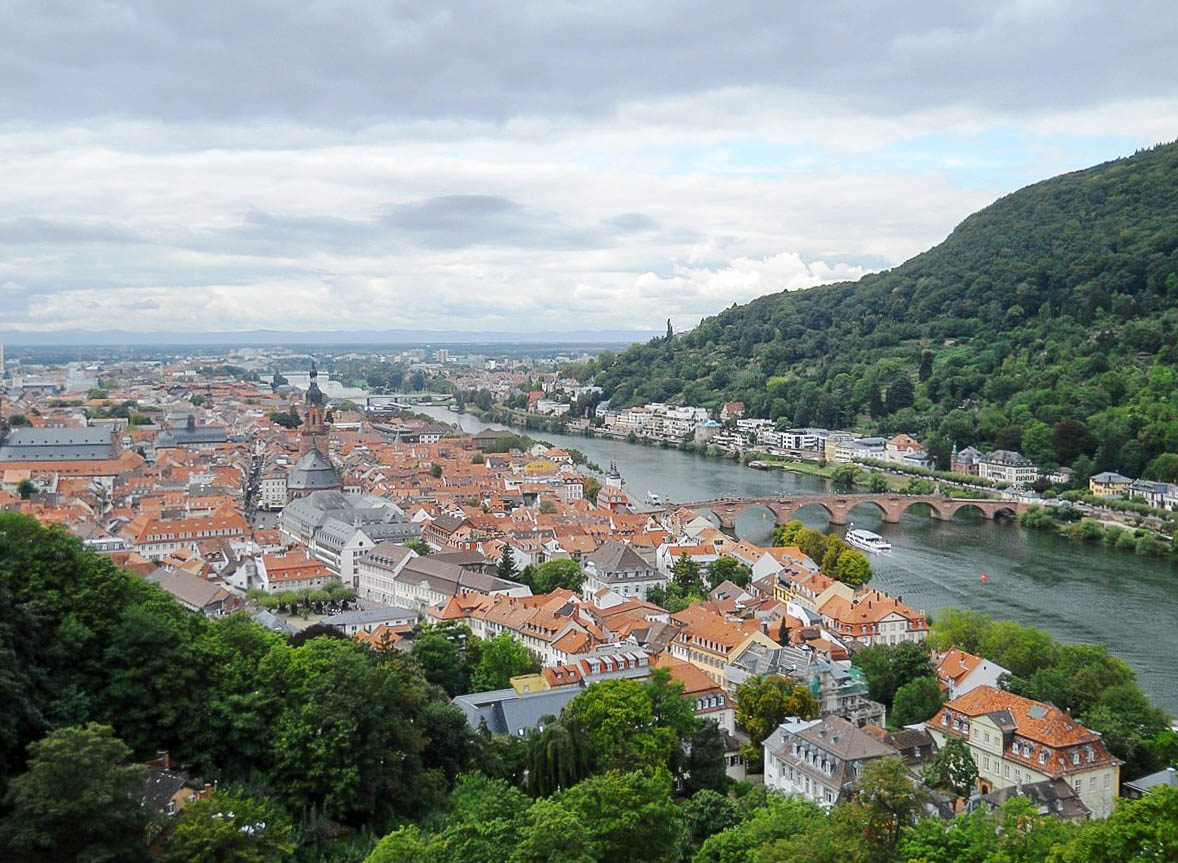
[1,1,1176,337]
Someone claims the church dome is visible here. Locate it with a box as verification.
[287,446,341,492]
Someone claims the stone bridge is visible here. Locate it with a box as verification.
[674,494,1027,531]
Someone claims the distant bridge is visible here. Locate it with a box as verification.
[673,494,1027,531]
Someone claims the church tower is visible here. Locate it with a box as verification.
[301,361,327,454]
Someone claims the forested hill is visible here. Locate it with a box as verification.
[587,140,1178,480]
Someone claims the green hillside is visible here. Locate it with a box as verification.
[589,140,1178,481]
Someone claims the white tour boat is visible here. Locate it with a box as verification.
[845,527,892,553]
[646,490,662,505]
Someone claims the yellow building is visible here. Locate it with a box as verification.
[1089,471,1132,497]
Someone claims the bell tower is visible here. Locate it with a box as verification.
[301,361,327,454]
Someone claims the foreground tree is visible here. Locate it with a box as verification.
[164,788,294,863]
[555,769,684,863]
[0,723,151,863]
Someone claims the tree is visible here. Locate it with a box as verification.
[1144,452,1178,483]
[834,549,871,587]
[1021,420,1055,466]
[671,553,705,596]
[471,633,539,692]
[922,736,978,799]
[564,678,679,773]
[855,757,926,855]
[430,463,443,478]
[555,769,684,863]
[438,773,529,863]
[851,642,934,708]
[889,675,943,727]
[694,795,823,863]
[16,478,38,499]
[1050,785,1178,863]
[411,626,467,696]
[7,413,29,427]
[926,607,992,653]
[735,676,819,748]
[511,798,593,863]
[706,556,752,590]
[582,476,602,503]
[1081,683,1171,780]
[0,723,151,863]
[529,559,585,593]
[868,473,890,493]
[885,376,915,414]
[163,788,294,863]
[497,545,519,580]
[365,825,444,863]
[917,349,934,382]
[683,720,728,795]
[526,718,590,797]
[830,463,859,493]
[404,538,431,556]
[680,789,738,859]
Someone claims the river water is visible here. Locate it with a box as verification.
[420,407,1178,712]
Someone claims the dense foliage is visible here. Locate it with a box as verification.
[0,513,475,859]
[587,141,1178,479]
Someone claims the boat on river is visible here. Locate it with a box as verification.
[846,527,892,553]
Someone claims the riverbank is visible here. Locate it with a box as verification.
[1019,505,1177,562]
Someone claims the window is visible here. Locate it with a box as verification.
[1074,780,1081,793]
[1105,773,1111,789]
[1089,776,1096,791]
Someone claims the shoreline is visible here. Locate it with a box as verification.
[444,405,1177,564]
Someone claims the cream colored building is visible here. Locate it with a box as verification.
[927,685,1121,818]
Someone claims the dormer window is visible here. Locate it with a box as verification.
[1072,751,1080,765]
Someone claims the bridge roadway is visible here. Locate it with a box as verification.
[671,493,1027,530]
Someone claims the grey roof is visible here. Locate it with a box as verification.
[585,540,655,576]
[0,426,116,462]
[155,426,228,447]
[250,609,296,635]
[322,607,418,628]
[1124,766,1178,794]
[984,449,1034,467]
[452,686,581,735]
[287,447,341,491]
[791,715,898,761]
[364,541,417,569]
[975,778,1092,821]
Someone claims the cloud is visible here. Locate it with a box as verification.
[0,3,1174,335]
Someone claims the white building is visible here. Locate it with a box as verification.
[763,715,900,809]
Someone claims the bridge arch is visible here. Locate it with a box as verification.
[766,499,838,527]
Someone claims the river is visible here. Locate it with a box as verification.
[419,407,1178,712]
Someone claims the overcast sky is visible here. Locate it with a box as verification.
[2,1,1176,336]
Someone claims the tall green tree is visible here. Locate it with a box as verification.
[851,642,934,708]
[555,769,684,863]
[470,633,539,692]
[889,676,943,728]
[0,723,151,863]
[497,546,519,580]
[683,720,728,796]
